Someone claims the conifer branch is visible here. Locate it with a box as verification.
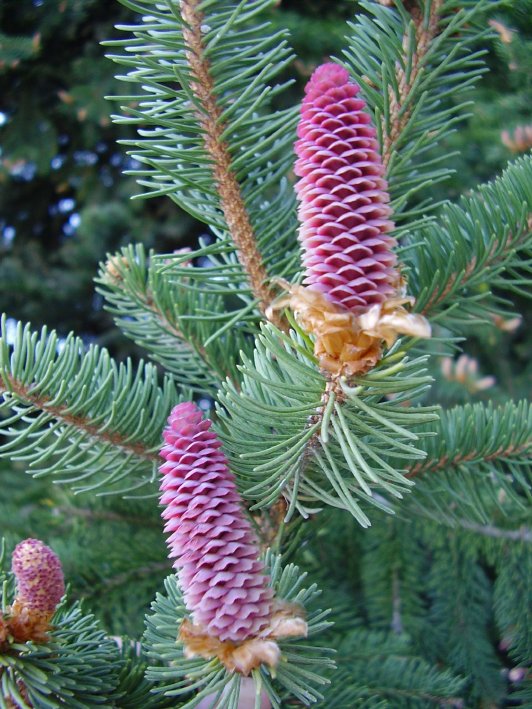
[407,156,532,323]
[1,375,158,465]
[98,246,238,392]
[405,400,531,481]
[108,0,299,338]
[179,0,278,321]
[382,0,443,168]
[218,324,435,525]
[420,214,532,317]
[402,402,531,525]
[406,440,530,478]
[0,318,176,492]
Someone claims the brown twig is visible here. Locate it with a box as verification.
[391,567,403,634]
[80,562,171,598]
[421,257,477,315]
[382,0,443,168]
[406,441,531,479]
[51,505,162,528]
[452,520,532,543]
[179,0,280,323]
[272,375,346,523]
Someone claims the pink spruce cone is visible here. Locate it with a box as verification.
[11,539,65,615]
[294,62,398,313]
[159,402,273,643]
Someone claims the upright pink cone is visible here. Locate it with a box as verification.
[294,62,398,313]
[11,539,65,615]
[159,402,273,642]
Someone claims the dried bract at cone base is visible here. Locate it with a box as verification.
[0,613,8,646]
[179,599,308,675]
[272,281,430,377]
[180,619,280,675]
[2,599,54,645]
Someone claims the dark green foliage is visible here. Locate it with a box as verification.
[493,543,532,666]
[299,509,530,707]
[0,0,189,339]
[428,535,504,701]
[0,315,180,494]
[0,0,530,706]
[327,631,467,707]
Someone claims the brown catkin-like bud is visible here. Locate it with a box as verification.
[4,539,65,645]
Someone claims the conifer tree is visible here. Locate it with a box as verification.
[0,1,531,707]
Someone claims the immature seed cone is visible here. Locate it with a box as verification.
[12,539,65,616]
[295,62,398,313]
[159,402,273,643]
[7,538,65,643]
[282,62,431,376]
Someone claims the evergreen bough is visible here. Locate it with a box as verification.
[0,1,530,706]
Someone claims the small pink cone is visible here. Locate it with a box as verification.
[159,402,273,643]
[295,62,398,314]
[11,538,65,615]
